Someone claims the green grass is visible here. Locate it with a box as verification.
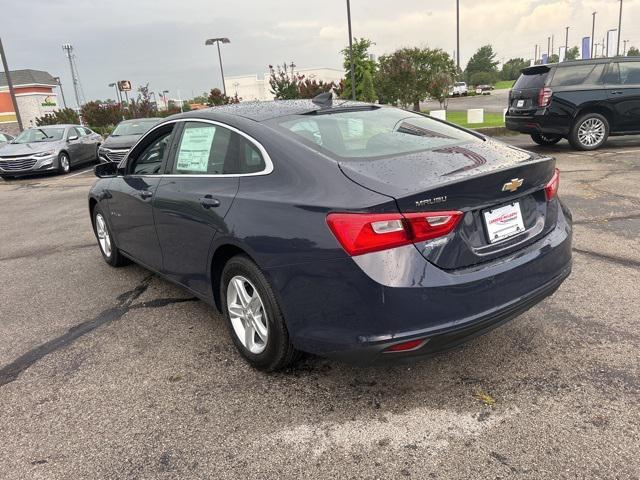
[445,111,505,129]
[493,80,515,90]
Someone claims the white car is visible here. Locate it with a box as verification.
[450,82,468,97]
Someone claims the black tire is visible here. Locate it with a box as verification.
[92,204,129,267]
[220,255,299,371]
[531,133,562,146]
[57,152,71,174]
[569,113,609,151]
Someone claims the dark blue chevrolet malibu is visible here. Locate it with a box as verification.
[89,97,572,371]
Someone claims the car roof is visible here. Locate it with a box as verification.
[168,99,374,122]
[523,57,638,73]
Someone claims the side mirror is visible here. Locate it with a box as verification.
[94,162,119,178]
[68,135,79,142]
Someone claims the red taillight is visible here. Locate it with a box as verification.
[538,87,553,107]
[326,211,463,256]
[545,168,560,200]
[384,338,427,353]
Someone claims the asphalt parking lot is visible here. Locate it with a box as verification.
[1,134,639,479]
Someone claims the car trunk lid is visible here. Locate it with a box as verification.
[338,139,558,269]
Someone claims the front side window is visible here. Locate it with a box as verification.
[128,130,173,175]
[273,107,478,160]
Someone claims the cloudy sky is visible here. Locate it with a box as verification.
[2,0,638,103]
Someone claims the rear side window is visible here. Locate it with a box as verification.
[619,62,640,85]
[273,107,478,160]
[513,67,550,90]
[550,64,604,86]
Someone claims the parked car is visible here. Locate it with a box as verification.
[475,84,493,95]
[89,98,572,370]
[98,118,160,164]
[450,81,468,96]
[0,132,14,147]
[0,125,102,179]
[506,58,640,150]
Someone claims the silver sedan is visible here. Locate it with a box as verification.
[0,125,103,180]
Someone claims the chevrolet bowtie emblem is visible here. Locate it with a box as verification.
[502,178,524,192]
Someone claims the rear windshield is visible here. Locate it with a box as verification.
[271,107,479,160]
[112,119,159,136]
[514,67,550,90]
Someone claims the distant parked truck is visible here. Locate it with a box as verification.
[449,81,468,96]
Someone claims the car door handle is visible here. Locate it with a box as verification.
[610,90,624,95]
[199,195,221,209]
[139,190,153,199]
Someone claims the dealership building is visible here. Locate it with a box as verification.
[0,69,59,135]
[225,67,344,102]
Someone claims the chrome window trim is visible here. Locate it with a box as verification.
[119,117,274,177]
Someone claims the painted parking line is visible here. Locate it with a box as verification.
[60,168,95,179]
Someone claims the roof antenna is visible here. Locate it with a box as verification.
[312,91,333,108]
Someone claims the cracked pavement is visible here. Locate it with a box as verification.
[0,135,638,479]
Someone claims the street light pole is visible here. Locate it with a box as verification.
[205,37,230,96]
[547,36,551,58]
[346,0,356,100]
[456,0,461,71]
[54,77,67,109]
[564,26,569,61]
[0,37,23,131]
[591,12,596,59]
[623,39,628,56]
[617,0,623,56]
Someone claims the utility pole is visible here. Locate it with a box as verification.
[346,0,356,100]
[591,12,597,59]
[547,37,551,58]
[54,77,67,109]
[456,0,461,71]
[564,27,569,61]
[623,40,628,56]
[0,37,23,131]
[62,43,82,109]
[534,45,538,64]
[551,35,554,59]
[617,0,623,56]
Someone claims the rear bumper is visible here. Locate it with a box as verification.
[266,201,573,360]
[505,114,571,136]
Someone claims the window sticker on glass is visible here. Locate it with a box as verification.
[176,125,216,172]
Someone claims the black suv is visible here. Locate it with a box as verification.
[506,58,640,150]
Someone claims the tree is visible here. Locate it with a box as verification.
[80,101,123,128]
[126,84,156,119]
[207,88,240,106]
[376,47,456,111]
[341,38,377,100]
[465,45,499,84]
[566,46,580,60]
[500,58,530,81]
[628,46,640,57]
[470,71,494,86]
[297,78,334,99]
[548,54,560,64]
[428,70,454,109]
[268,63,302,100]
[35,108,79,126]
[360,69,376,103]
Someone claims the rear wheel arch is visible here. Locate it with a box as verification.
[211,244,255,312]
[573,105,613,126]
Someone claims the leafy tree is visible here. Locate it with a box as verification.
[376,47,455,111]
[297,78,334,99]
[80,101,123,128]
[628,46,640,57]
[465,45,499,83]
[341,38,377,100]
[501,58,530,80]
[207,88,240,106]
[126,84,156,119]
[548,54,560,64]
[428,70,454,109]
[35,108,79,126]
[269,63,302,100]
[192,93,210,104]
[360,69,377,102]
[566,46,580,60]
[470,71,494,86]
[333,79,346,98]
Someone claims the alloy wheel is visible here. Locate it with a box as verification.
[95,213,112,257]
[226,275,268,354]
[577,118,606,147]
[60,154,70,172]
